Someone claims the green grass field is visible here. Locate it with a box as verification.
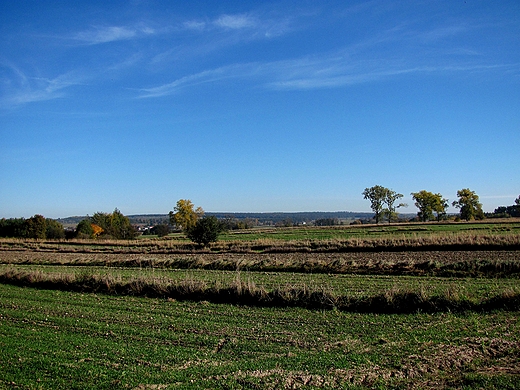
[1,284,519,389]
[133,220,520,242]
[217,221,520,242]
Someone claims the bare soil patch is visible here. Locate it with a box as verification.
[221,337,520,389]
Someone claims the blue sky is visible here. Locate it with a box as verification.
[1,0,519,219]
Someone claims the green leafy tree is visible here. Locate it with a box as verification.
[0,216,63,239]
[76,219,94,238]
[84,209,136,239]
[186,216,224,246]
[363,185,405,223]
[26,215,46,239]
[0,218,28,238]
[46,219,65,239]
[411,190,435,222]
[512,195,520,217]
[452,188,484,221]
[362,185,388,224]
[91,212,111,232]
[433,195,450,221]
[492,195,520,218]
[384,190,406,223]
[169,199,204,232]
[109,208,136,239]
[0,219,8,237]
[411,191,449,222]
[151,224,171,237]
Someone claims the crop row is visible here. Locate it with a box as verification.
[2,263,518,299]
[1,249,519,277]
[1,266,519,313]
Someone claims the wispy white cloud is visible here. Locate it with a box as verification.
[149,12,294,67]
[180,11,291,37]
[183,20,206,31]
[261,54,431,90]
[138,48,516,98]
[419,24,469,42]
[263,17,292,38]
[72,25,155,45]
[99,7,518,98]
[0,64,84,107]
[214,14,257,29]
[106,52,144,72]
[267,60,517,90]
[267,66,419,90]
[137,65,250,98]
[136,56,385,97]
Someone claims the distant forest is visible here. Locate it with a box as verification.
[57,211,379,228]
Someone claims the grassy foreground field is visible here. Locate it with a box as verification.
[0,222,519,388]
[1,284,520,389]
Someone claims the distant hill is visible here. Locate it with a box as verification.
[57,214,170,228]
[204,212,375,225]
[57,212,381,228]
[55,216,89,228]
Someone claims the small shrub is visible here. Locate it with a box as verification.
[186,216,225,246]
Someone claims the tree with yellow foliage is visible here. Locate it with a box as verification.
[91,224,104,238]
[169,199,204,232]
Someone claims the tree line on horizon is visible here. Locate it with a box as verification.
[0,209,136,240]
[361,186,517,224]
[1,191,519,241]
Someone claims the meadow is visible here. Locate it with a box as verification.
[0,221,519,388]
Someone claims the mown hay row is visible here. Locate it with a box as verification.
[2,250,520,277]
[1,269,519,313]
[1,233,520,254]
